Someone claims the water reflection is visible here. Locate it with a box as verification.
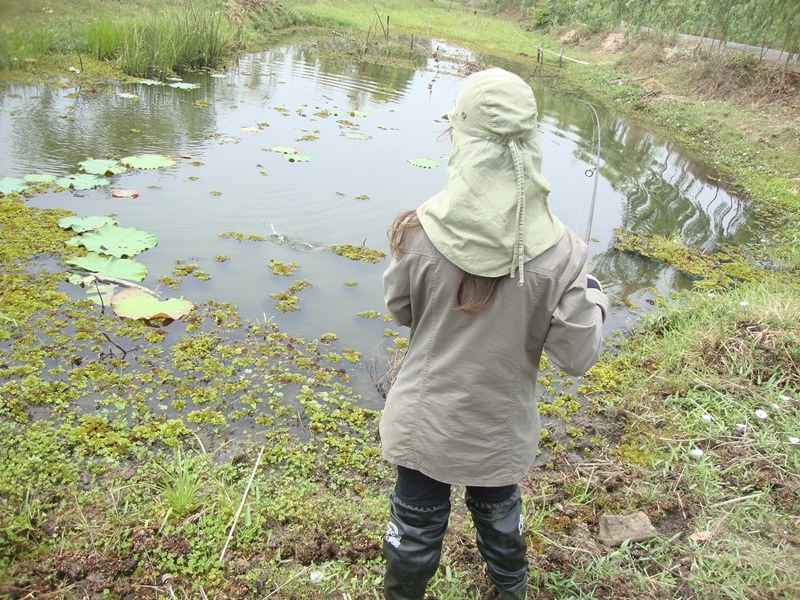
[1,42,750,358]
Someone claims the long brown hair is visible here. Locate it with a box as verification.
[388,209,502,314]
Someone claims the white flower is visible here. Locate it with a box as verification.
[309,570,324,584]
[755,409,769,419]
[690,448,705,457]
[739,301,749,307]
[736,423,747,431]
[789,436,799,445]
[779,394,792,402]
[702,414,713,422]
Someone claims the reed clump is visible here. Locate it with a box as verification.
[88,6,237,78]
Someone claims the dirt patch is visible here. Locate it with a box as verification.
[601,33,625,52]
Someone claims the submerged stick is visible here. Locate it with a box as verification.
[218,445,265,563]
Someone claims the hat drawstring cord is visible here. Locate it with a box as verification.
[509,140,526,286]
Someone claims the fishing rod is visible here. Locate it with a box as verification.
[577,100,601,246]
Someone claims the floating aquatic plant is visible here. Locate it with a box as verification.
[0,177,28,196]
[268,259,300,276]
[357,310,381,319]
[56,174,110,190]
[138,79,164,86]
[264,145,298,155]
[328,109,370,118]
[23,173,57,183]
[66,253,148,281]
[330,244,385,263]
[613,229,761,289]
[344,132,370,140]
[407,157,440,169]
[169,82,200,90]
[79,158,127,176]
[120,154,176,169]
[219,231,267,241]
[66,224,157,258]
[58,215,118,233]
[116,92,139,99]
[111,288,194,321]
[284,154,311,163]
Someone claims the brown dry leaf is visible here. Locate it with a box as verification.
[690,530,713,542]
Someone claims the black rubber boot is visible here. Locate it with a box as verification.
[383,492,451,600]
[465,488,528,600]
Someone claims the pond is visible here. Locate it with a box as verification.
[1,39,751,403]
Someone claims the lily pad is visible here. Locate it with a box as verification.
[264,145,298,155]
[120,154,175,169]
[111,288,193,321]
[138,79,164,86]
[67,224,157,258]
[79,158,127,176]
[58,215,118,233]
[116,92,139,99]
[66,253,148,281]
[407,157,440,169]
[0,177,27,196]
[344,132,370,140]
[284,154,312,163]
[168,82,200,90]
[23,173,58,183]
[56,173,111,190]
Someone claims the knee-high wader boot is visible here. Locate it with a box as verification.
[465,487,528,600]
[383,492,451,600]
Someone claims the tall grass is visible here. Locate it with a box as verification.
[2,2,238,77]
[116,6,237,78]
[86,18,127,61]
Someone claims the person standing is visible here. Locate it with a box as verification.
[380,67,609,599]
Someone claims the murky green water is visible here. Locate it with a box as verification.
[1,41,750,394]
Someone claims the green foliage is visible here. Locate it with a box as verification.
[530,0,800,53]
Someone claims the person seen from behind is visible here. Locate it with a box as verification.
[380,67,610,599]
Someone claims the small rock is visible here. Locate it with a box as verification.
[597,511,659,547]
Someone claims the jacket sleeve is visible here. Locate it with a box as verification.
[543,277,609,376]
[383,254,412,327]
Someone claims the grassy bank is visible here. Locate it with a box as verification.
[0,0,304,79]
[2,1,799,598]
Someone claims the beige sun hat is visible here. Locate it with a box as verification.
[416,67,564,284]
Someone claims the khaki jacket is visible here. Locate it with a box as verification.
[380,226,609,487]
